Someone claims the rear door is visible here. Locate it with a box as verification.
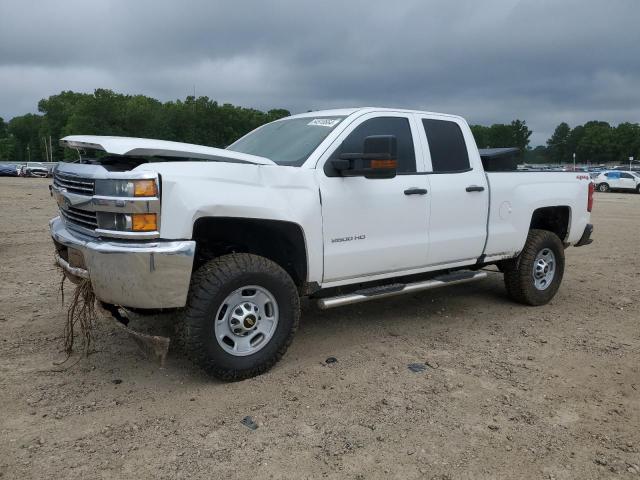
[415,115,489,265]
[605,171,622,188]
[317,113,431,283]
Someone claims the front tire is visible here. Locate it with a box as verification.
[179,253,300,381]
[598,183,609,192]
[503,229,565,306]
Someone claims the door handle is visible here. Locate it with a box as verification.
[404,188,428,195]
[465,185,485,192]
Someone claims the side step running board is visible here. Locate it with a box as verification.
[317,271,487,310]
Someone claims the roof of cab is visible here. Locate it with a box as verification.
[288,107,466,122]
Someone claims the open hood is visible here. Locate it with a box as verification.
[60,135,276,166]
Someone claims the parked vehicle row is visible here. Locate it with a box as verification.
[0,164,19,176]
[0,162,53,177]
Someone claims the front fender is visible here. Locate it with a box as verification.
[137,162,325,284]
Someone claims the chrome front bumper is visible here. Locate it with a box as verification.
[50,216,195,309]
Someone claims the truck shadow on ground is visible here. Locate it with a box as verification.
[101,271,513,384]
[301,271,510,328]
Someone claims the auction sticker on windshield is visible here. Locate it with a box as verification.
[308,118,341,127]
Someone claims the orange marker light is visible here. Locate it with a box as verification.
[371,159,397,169]
[132,213,158,232]
[134,180,158,197]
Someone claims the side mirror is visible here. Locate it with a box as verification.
[331,135,398,179]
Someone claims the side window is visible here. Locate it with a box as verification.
[621,172,633,179]
[336,117,416,173]
[421,119,470,173]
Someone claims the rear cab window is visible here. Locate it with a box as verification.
[421,118,471,173]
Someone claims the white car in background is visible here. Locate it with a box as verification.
[594,170,640,193]
[22,162,51,178]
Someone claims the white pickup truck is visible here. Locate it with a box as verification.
[50,107,594,380]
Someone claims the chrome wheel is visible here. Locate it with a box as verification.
[532,248,556,291]
[214,285,279,356]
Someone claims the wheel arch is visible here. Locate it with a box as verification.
[192,216,308,290]
[529,206,571,242]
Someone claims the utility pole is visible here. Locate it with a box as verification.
[630,156,634,171]
[49,135,53,162]
[27,145,30,162]
[573,152,576,171]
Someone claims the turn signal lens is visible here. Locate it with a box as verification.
[370,159,397,169]
[133,180,158,197]
[132,213,157,232]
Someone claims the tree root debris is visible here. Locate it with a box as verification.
[55,269,97,366]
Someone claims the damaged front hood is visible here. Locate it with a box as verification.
[60,135,276,166]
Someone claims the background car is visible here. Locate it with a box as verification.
[21,162,51,177]
[594,170,640,193]
[0,164,20,176]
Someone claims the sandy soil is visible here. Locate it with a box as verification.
[0,177,638,479]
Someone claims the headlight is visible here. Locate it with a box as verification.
[97,212,158,232]
[94,179,158,197]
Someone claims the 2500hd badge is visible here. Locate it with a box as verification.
[331,234,366,243]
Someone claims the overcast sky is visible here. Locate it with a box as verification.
[1,0,638,145]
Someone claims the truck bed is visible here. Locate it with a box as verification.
[483,171,591,261]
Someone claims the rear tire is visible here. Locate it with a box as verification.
[178,253,300,381]
[503,229,565,306]
[598,183,609,192]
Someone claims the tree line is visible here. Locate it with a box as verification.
[0,89,289,162]
[472,120,639,165]
[0,89,638,165]
[543,121,640,165]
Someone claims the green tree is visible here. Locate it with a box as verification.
[487,124,514,147]
[565,125,584,163]
[578,121,614,164]
[0,116,15,161]
[470,121,531,152]
[523,145,550,164]
[38,91,89,160]
[8,114,44,162]
[613,122,640,163]
[546,122,571,163]
[470,125,491,148]
[510,120,532,152]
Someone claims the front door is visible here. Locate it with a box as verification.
[619,172,637,190]
[318,113,430,283]
[605,171,622,188]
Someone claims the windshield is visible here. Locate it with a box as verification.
[227,116,345,166]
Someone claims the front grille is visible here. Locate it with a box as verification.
[60,205,98,231]
[53,172,95,195]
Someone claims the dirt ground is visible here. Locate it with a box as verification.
[0,177,638,480]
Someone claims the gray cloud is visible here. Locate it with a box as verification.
[1,0,639,145]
